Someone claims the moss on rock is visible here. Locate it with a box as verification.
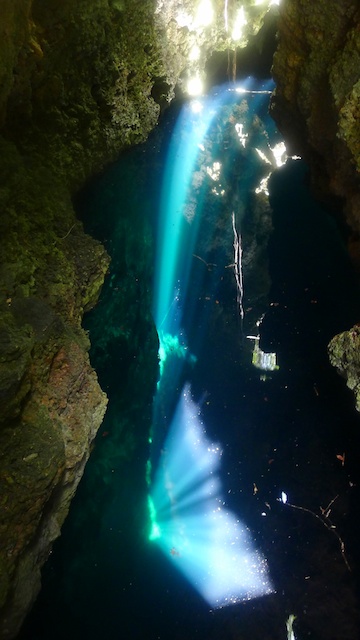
[0,1,164,634]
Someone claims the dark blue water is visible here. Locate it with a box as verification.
[19,85,360,640]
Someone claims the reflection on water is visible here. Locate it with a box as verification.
[19,81,360,640]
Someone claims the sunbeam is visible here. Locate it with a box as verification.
[149,384,274,608]
[150,80,279,608]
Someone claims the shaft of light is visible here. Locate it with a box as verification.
[149,385,274,608]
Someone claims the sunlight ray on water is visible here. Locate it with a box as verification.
[149,385,273,607]
[150,80,281,607]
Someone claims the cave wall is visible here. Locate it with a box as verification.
[271,0,360,252]
[0,1,165,636]
[0,1,276,637]
[271,0,360,416]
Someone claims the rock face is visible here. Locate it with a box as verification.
[0,0,162,635]
[271,0,360,254]
[0,1,277,637]
[271,0,360,412]
[328,326,360,412]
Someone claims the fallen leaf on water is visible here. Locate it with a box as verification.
[336,452,345,466]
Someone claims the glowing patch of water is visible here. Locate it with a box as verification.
[150,385,274,607]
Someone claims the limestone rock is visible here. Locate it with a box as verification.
[0,298,108,638]
[328,325,360,412]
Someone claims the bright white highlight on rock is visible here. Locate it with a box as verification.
[150,384,274,607]
[232,6,247,41]
[175,10,193,29]
[235,122,248,148]
[187,76,204,96]
[255,176,270,196]
[189,44,201,61]
[255,141,289,194]
[255,148,272,165]
[224,0,229,32]
[271,141,287,167]
[206,161,221,181]
[194,0,214,28]
[211,187,225,197]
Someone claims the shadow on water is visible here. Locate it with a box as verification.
[19,91,360,640]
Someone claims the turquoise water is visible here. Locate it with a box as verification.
[19,82,360,640]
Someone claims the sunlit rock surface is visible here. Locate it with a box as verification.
[271,0,360,245]
[154,0,277,97]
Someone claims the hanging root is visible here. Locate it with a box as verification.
[284,495,351,572]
